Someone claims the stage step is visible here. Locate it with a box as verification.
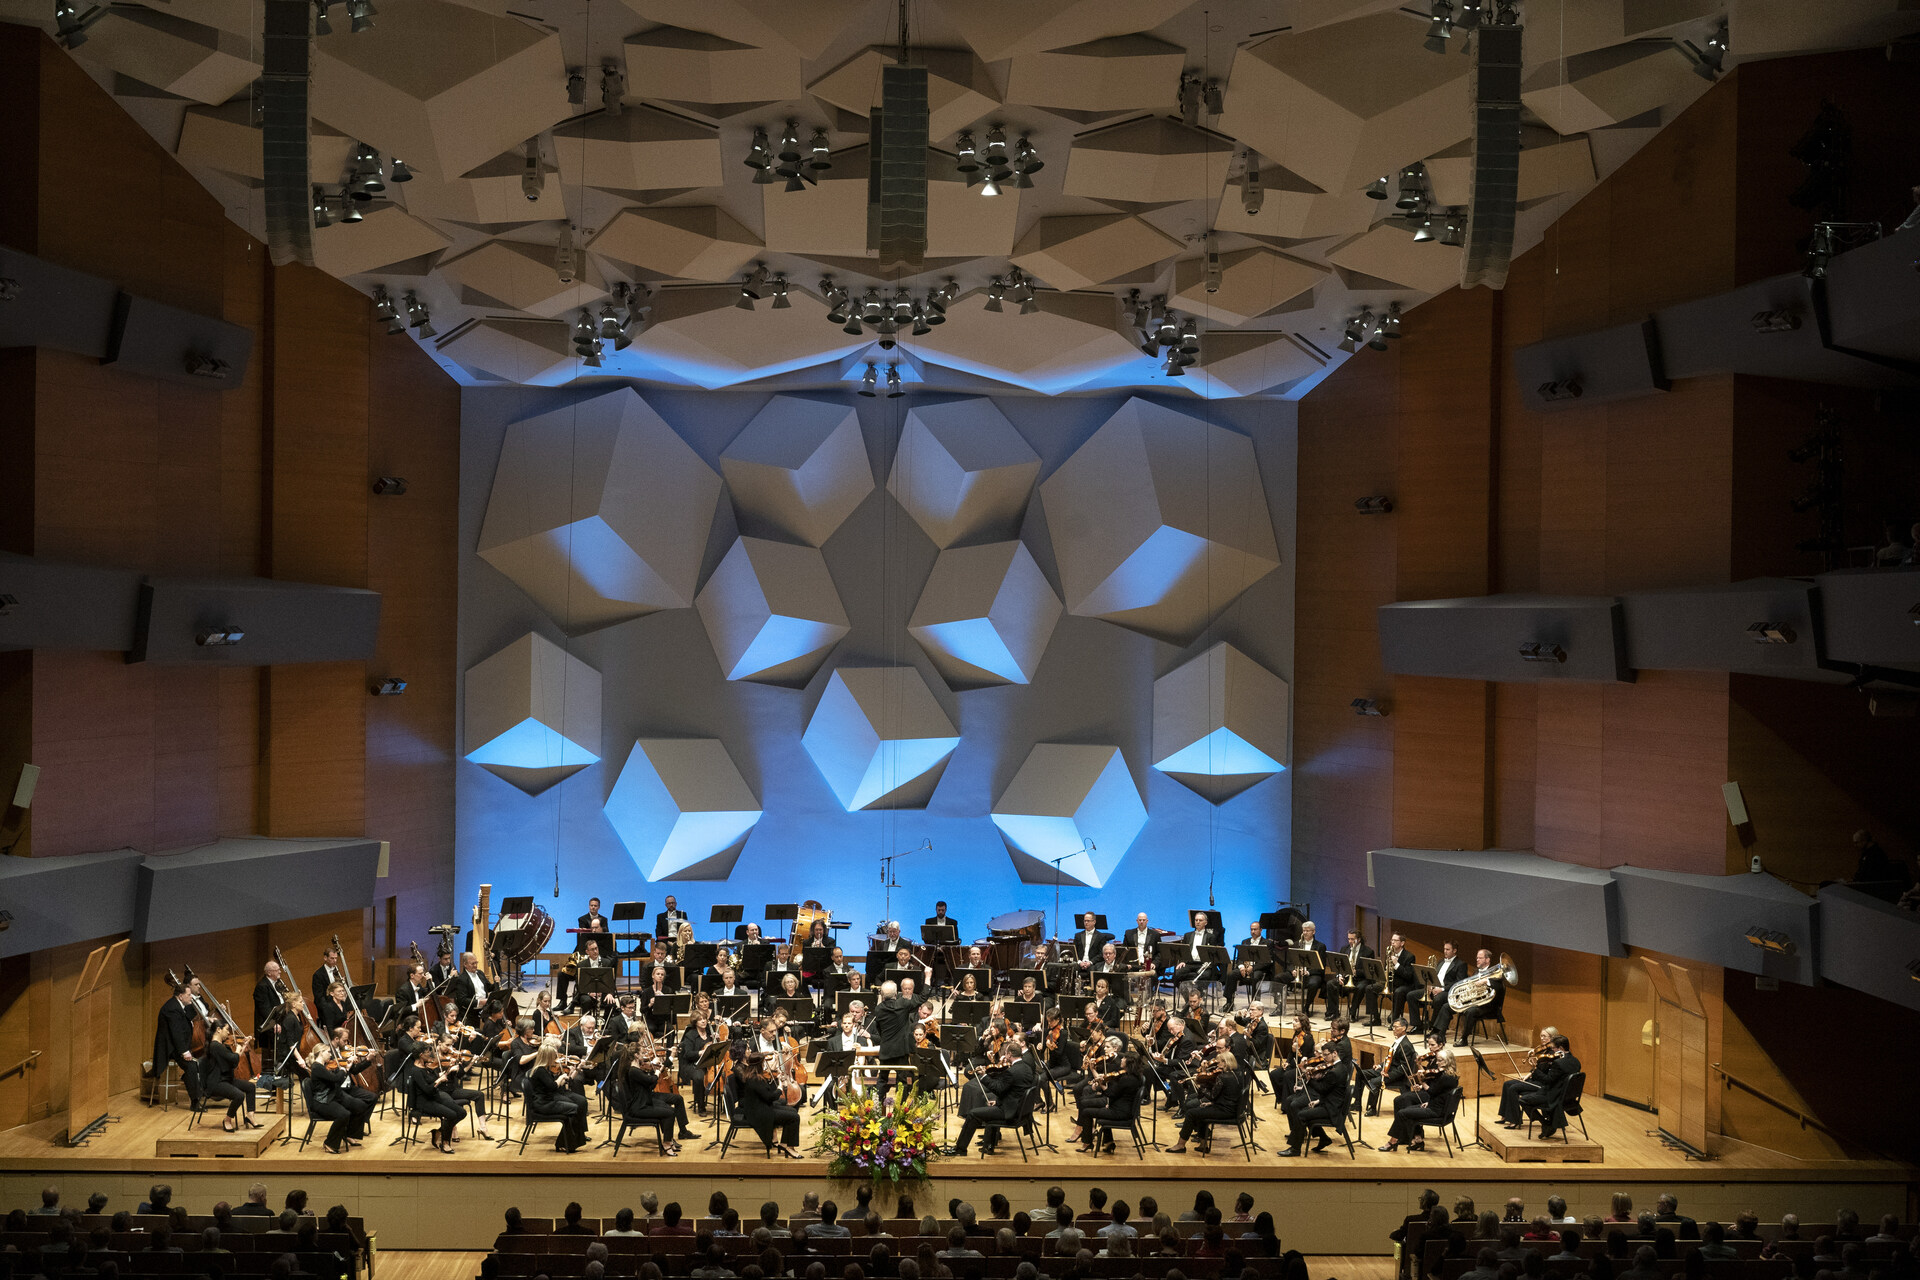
[155,1115,285,1157]
[1477,1122,1603,1163]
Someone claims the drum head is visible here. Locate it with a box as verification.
[987,908,1044,935]
[501,905,554,964]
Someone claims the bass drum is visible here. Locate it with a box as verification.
[985,908,1046,971]
[497,904,554,965]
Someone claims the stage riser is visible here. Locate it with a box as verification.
[0,1173,1903,1255]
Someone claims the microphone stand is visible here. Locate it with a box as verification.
[879,840,929,934]
[1463,1045,1496,1151]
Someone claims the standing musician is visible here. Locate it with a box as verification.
[1071,913,1112,978]
[317,980,352,1034]
[397,966,436,1018]
[1384,934,1421,1025]
[252,961,293,1079]
[1123,913,1166,977]
[892,943,933,996]
[797,917,833,989]
[946,1037,1037,1157]
[737,1051,804,1157]
[1072,1042,1139,1154]
[526,1044,589,1153]
[1089,976,1126,1030]
[579,897,609,936]
[1336,928,1379,1025]
[399,1042,468,1153]
[1380,1038,1457,1152]
[924,901,960,989]
[1424,942,1467,1036]
[1172,910,1223,991]
[638,964,676,1037]
[311,946,347,1013]
[448,952,492,1021]
[1168,1045,1240,1155]
[151,984,205,1109]
[1225,920,1272,1009]
[202,1024,259,1132]
[736,922,767,991]
[1290,921,1329,1017]
[307,1045,371,1154]
[1367,1016,1419,1114]
[654,896,688,942]
[1498,1029,1579,1137]
[613,1041,692,1155]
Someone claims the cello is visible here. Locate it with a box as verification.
[183,965,256,1082]
[406,941,441,1033]
[272,945,328,1072]
[165,968,209,1056]
[329,933,386,1093]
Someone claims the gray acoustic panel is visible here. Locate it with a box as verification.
[1612,865,1818,987]
[1814,567,1920,674]
[0,848,145,959]
[1657,271,1915,389]
[105,292,256,390]
[1814,883,1920,1014]
[0,554,144,653]
[135,836,382,942]
[1620,578,1840,680]
[1511,318,1668,412]
[1379,594,1634,683]
[0,246,120,358]
[131,576,381,665]
[1370,848,1623,956]
[1822,225,1920,368]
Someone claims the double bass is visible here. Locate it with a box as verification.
[183,965,257,1082]
[271,945,328,1072]
[164,968,209,1056]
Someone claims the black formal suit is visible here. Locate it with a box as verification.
[1070,929,1113,970]
[1177,1065,1241,1144]
[654,909,689,941]
[429,960,457,988]
[1291,937,1330,1012]
[579,911,609,933]
[1224,934,1274,1007]
[396,978,436,1017]
[1173,926,1225,988]
[1387,1070,1457,1143]
[1384,948,1421,1022]
[1282,1058,1350,1151]
[870,994,917,1064]
[1367,1032,1419,1112]
[738,1072,800,1147]
[1337,941,1378,1020]
[310,964,346,1013]
[616,1062,690,1141]
[1121,926,1165,972]
[1508,1052,1580,1134]
[1091,992,1126,1029]
[1076,1067,1141,1136]
[307,1061,370,1149]
[315,991,350,1033]
[152,996,204,1105]
[1427,954,1467,1034]
[445,967,491,1020]
[953,1057,1036,1153]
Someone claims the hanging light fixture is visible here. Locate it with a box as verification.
[885,364,904,398]
[1242,152,1264,216]
[745,126,772,181]
[1012,135,1043,188]
[555,223,577,285]
[404,291,433,338]
[1396,165,1426,210]
[983,277,1005,313]
[1685,17,1729,81]
[769,275,790,309]
[1440,211,1465,246]
[389,158,412,182]
[345,0,373,33]
[311,185,334,227]
[857,363,879,397]
[954,131,980,184]
[566,68,585,105]
[601,64,624,116]
[572,310,598,355]
[340,199,364,224]
[1339,309,1374,353]
[1177,72,1203,126]
[1013,269,1038,315]
[1203,235,1222,293]
[521,142,543,202]
[808,128,833,172]
[1367,174,1390,200]
[1381,301,1404,340]
[1424,0,1455,53]
[1412,213,1436,243]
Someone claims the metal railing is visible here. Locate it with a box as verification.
[0,1050,41,1083]
[1709,1061,1851,1145]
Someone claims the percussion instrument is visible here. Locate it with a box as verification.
[496,904,555,965]
[985,909,1045,970]
[794,899,832,940]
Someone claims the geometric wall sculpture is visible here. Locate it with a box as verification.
[1217,13,1471,196]
[311,205,452,279]
[801,667,961,812]
[719,395,873,546]
[463,631,602,794]
[603,738,762,881]
[1038,397,1280,644]
[990,743,1148,888]
[886,398,1041,549]
[1189,332,1326,399]
[1150,641,1289,802]
[310,0,568,182]
[1323,221,1465,295]
[615,0,870,60]
[397,149,567,225]
[476,387,722,634]
[1520,42,1701,136]
[622,25,804,115]
[694,536,850,684]
[907,541,1063,687]
[910,291,1143,395]
[78,7,260,106]
[440,239,609,318]
[1424,133,1596,209]
[439,317,575,385]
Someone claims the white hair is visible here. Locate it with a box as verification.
[879,980,898,996]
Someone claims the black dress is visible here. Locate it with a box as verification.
[307,1062,370,1149]
[202,1039,254,1119]
[526,1064,588,1152]
[1077,1069,1141,1135]
[736,1072,800,1147]
[399,1061,464,1139]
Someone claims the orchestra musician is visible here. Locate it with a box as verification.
[307,1044,371,1154]
[1335,928,1379,1025]
[1122,913,1165,976]
[182,978,227,1033]
[815,1009,871,1109]
[1278,1033,1350,1158]
[911,1017,954,1090]
[1384,933,1420,1025]
[767,942,802,986]
[565,940,614,1011]
[1039,1006,1082,1086]
[1379,1039,1457,1152]
[1092,942,1128,982]
[924,901,960,938]
[1270,1014,1314,1096]
[526,1044,589,1153]
[613,1041,693,1156]
[579,897,609,935]
[429,943,457,989]
[1089,976,1125,1030]
[1367,1016,1419,1114]
[317,980,352,1034]
[638,964,676,1037]
[1072,1043,1139,1154]
[1071,912,1112,976]
[396,966,435,1018]
[737,1051,804,1157]
[399,1041,468,1153]
[251,960,293,1063]
[602,993,635,1042]
[1454,948,1507,1045]
[448,952,492,1021]
[945,1038,1036,1157]
[1291,921,1329,1016]
[1224,920,1272,1009]
[529,989,564,1038]
[654,896,688,942]
[892,943,933,995]
[560,1012,601,1060]
[924,901,959,988]
[1168,1046,1240,1155]
[1172,910,1223,991]
[1499,1029,1579,1138]
[202,1024,259,1132]
[1182,988,1212,1036]
[1424,942,1467,1036]
[150,984,205,1109]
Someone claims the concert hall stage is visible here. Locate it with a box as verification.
[0,1087,1907,1255]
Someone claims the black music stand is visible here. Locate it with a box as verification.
[1412,964,1440,1030]
[738,942,772,980]
[708,904,742,942]
[801,946,834,982]
[1057,994,1091,1026]
[715,993,752,1021]
[1318,951,1353,1021]
[1003,999,1041,1030]
[1153,941,1188,984]
[920,922,958,946]
[1288,947,1325,1020]
[499,895,534,916]
[609,901,647,979]
[1197,945,1232,1007]
[1235,943,1274,1006]
[764,903,798,937]
[813,1049,854,1106]
[577,967,617,1004]
[1463,1046,1496,1151]
[776,996,820,1023]
[1187,909,1224,933]
[683,942,718,976]
[949,999,989,1027]
[1005,967,1044,996]
[1353,956,1385,1026]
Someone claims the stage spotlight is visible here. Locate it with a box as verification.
[885,365,904,398]
[1350,698,1388,717]
[1366,175,1389,200]
[371,476,408,496]
[1743,926,1795,956]
[196,628,245,647]
[1518,641,1567,664]
[1537,378,1583,402]
[1684,18,1729,81]
[858,364,878,397]
[370,677,409,696]
[1424,0,1454,53]
[1746,622,1797,645]
[566,68,585,105]
[1354,495,1394,514]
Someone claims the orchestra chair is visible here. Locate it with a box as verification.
[1523,1070,1588,1143]
[291,1078,325,1151]
[1228,1081,1260,1161]
[609,1110,671,1156]
[1005,1081,1046,1162]
[1434,1083,1467,1157]
[508,1092,559,1155]
[1455,987,1508,1049]
[392,1077,430,1152]
[141,1062,185,1111]
[714,1076,776,1159]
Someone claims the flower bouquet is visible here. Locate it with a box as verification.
[816,1084,940,1184]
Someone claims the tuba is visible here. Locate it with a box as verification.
[1448,972,1496,1012]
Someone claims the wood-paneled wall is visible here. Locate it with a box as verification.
[1292,50,1918,1153]
[0,26,457,1127]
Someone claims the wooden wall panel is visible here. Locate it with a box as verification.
[263,664,368,838]
[267,265,370,589]
[1390,677,1490,850]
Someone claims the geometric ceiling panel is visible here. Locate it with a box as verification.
[1323,220,1464,295]
[1010,214,1185,293]
[1062,115,1234,205]
[439,318,576,385]
[762,145,1022,261]
[175,100,265,182]
[623,25,803,111]
[801,668,960,812]
[1520,42,1703,136]
[311,0,569,182]
[928,168,1024,259]
[441,239,609,318]
[614,0,870,59]
[634,285,867,389]
[1286,0,1404,33]
[1004,34,1186,113]
[550,105,722,196]
[1425,133,1597,208]
[1188,331,1326,399]
[695,536,850,684]
[1151,640,1289,803]
[119,0,257,37]
[604,738,762,881]
[910,290,1144,394]
[719,395,873,547]
[476,387,723,633]
[1211,181,1379,242]
[312,204,452,279]
[929,0,1199,63]
[887,397,1041,550]
[463,632,601,795]
[908,540,1063,687]
[807,47,999,140]
[75,7,260,106]
[1038,396,1280,644]
[991,743,1147,889]
[399,148,567,224]
[589,206,763,281]
[1217,13,1473,195]
[1519,0,1727,62]
[1730,0,1920,58]
[1170,246,1327,327]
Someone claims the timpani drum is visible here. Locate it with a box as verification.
[496,904,554,965]
[986,908,1045,970]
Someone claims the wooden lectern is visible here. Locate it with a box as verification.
[68,939,125,1146]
